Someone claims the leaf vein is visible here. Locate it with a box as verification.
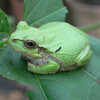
[30,7,67,26]
[25,0,42,19]
[87,82,95,100]
[82,68,97,80]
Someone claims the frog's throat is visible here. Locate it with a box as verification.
[21,50,62,67]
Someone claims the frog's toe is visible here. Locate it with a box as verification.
[76,45,92,66]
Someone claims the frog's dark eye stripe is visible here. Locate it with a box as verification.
[12,39,24,42]
[24,40,37,49]
[55,46,62,52]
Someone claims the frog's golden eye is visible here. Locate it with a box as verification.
[24,40,37,49]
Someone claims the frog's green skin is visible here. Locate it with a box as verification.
[8,21,92,74]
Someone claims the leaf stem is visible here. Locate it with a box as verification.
[79,21,100,31]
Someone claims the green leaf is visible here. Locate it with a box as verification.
[23,0,68,26]
[0,36,100,100]
[0,9,10,34]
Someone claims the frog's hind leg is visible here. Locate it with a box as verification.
[27,60,60,74]
[76,45,92,66]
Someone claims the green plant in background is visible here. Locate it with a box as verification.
[0,9,10,48]
[0,0,100,100]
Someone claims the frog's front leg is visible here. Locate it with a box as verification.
[76,45,92,66]
[27,60,60,74]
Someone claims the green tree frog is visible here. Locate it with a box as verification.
[8,21,92,74]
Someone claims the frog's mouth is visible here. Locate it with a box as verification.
[20,47,47,59]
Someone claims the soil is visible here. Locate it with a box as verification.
[0,76,28,100]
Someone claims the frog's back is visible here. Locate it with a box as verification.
[39,22,87,39]
[39,22,89,66]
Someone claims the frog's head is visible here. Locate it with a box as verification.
[8,21,44,58]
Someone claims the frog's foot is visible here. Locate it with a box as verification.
[27,60,60,74]
[76,45,92,66]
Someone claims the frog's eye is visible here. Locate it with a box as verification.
[24,40,37,49]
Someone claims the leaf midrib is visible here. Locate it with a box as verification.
[30,7,66,26]
[25,0,42,19]
[34,74,48,100]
